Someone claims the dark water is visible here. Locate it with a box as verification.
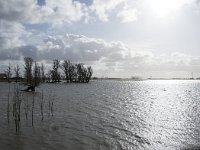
[1,80,200,150]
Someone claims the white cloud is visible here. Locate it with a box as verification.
[90,0,125,21]
[0,0,141,24]
[1,33,200,78]
[39,34,128,62]
[117,7,139,23]
[0,0,89,55]
[0,21,31,49]
[1,0,200,78]
[29,34,200,77]
[0,0,89,24]
[41,0,89,24]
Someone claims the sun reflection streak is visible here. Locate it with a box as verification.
[136,80,200,149]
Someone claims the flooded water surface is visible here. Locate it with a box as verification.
[1,80,200,150]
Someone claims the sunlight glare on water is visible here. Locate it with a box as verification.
[1,80,200,150]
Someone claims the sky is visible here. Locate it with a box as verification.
[1,0,200,78]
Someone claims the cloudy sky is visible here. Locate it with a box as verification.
[1,0,200,78]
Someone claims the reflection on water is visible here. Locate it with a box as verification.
[1,80,200,149]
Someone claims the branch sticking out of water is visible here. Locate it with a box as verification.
[40,90,44,121]
[7,84,57,133]
[23,94,29,120]
[13,85,22,133]
[48,91,55,117]
[31,93,35,126]
[7,83,10,125]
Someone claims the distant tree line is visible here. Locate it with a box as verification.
[2,57,93,86]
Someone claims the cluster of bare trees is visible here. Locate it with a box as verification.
[23,57,45,86]
[48,59,93,83]
[4,57,93,85]
[4,64,21,83]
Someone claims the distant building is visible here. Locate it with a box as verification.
[0,73,7,79]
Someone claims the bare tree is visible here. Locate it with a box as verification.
[69,63,75,83]
[76,63,89,83]
[24,57,33,85]
[5,63,12,83]
[86,66,93,83]
[14,64,20,82]
[51,59,60,82]
[46,70,51,82]
[41,63,45,83]
[33,61,41,86]
[61,60,71,83]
